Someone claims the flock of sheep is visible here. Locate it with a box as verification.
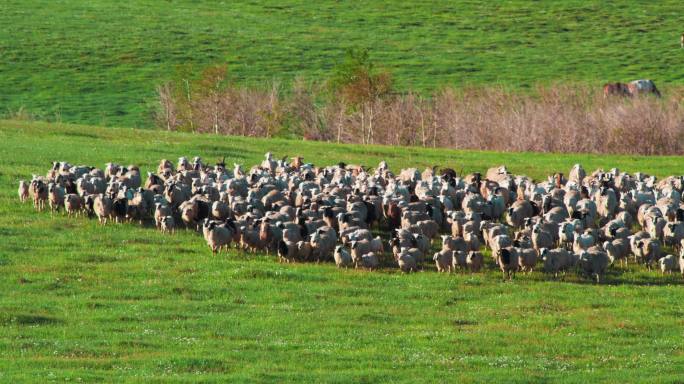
[19,153,684,282]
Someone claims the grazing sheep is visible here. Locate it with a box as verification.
[433,249,453,273]
[160,215,175,234]
[466,251,484,272]
[18,180,29,203]
[659,254,678,274]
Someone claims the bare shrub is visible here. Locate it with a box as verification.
[156,79,684,155]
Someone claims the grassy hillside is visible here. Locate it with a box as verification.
[2,1,684,127]
[1,120,684,382]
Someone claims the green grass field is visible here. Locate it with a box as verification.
[1,120,684,382]
[3,1,684,128]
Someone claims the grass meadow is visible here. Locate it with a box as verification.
[1,120,684,382]
[3,1,684,127]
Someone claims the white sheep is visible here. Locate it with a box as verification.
[18,180,29,203]
[659,254,678,274]
[333,245,353,268]
[433,249,453,273]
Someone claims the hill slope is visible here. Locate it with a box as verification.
[2,1,684,127]
[1,120,684,382]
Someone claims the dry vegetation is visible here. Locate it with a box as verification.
[156,65,684,156]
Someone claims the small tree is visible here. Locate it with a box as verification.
[328,48,392,143]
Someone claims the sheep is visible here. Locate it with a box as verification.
[333,245,353,268]
[506,200,536,228]
[277,239,298,263]
[540,248,575,278]
[489,234,512,260]
[154,202,172,229]
[397,252,418,273]
[93,194,112,225]
[578,250,612,283]
[452,250,468,271]
[310,227,337,262]
[517,247,537,273]
[18,180,29,203]
[211,200,231,220]
[603,239,630,267]
[433,249,453,273]
[359,252,379,271]
[573,232,595,254]
[679,251,684,278]
[64,194,83,217]
[466,251,484,272]
[203,220,233,254]
[531,223,554,252]
[659,254,678,274]
[497,247,519,280]
[160,215,175,234]
[369,236,384,256]
[635,238,661,269]
[663,221,684,248]
[47,183,65,213]
[350,239,372,266]
[558,221,575,250]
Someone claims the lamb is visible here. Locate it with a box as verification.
[333,245,353,268]
[160,215,175,234]
[466,251,484,272]
[18,180,29,203]
[497,247,519,280]
[658,254,678,274]
[433,249,453,273]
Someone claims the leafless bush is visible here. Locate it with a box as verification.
[156,81,684,155]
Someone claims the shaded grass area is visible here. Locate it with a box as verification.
[1,120,684,382]
[2,1,684,127]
